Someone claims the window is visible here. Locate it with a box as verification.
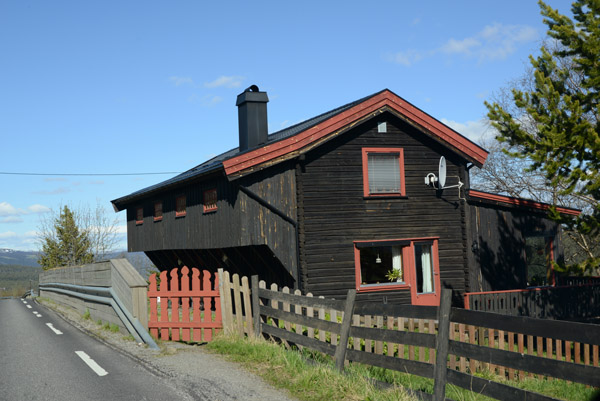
[354,238,441,305]
[362,148,405,197]
[135,207,143,225]
[153,201,163,222]
[176,195,186,217]
[203,188,218,213]
[525,235,554,286]
[414,243,434,294]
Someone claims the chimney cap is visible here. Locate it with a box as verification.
[236,85,269,106]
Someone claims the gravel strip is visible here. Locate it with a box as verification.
[34,297,296,401]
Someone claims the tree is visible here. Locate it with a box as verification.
[484,0,600,273]
[38,205,94,270]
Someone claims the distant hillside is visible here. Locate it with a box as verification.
[0,249,155,279]
[0,249,40,267]
[0,264,42,296]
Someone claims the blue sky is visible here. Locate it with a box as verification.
[0,0,573,251]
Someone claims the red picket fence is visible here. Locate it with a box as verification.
[148,266,222,342]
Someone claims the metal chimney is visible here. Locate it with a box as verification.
[236,85,269,152]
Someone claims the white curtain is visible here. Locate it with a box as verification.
[419,245,433,293]
[392,246,403,282]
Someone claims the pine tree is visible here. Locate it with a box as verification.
[38,206,94,270]
[485,0,600,272]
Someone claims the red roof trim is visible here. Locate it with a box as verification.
[223,90,488,177]
[468,190,581,216]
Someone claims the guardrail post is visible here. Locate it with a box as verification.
[251,275,261,338]
[433,288,452,401]
[334,289,356,372]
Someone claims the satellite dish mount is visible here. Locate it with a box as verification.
[424,156,465,199]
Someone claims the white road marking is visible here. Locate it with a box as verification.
[33,311,42,317]
[46,323,63,335]
[75,351,108,377]
[23,301,27,304]
[26,305,32,309]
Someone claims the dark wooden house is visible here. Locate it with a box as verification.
[112,86,580,306]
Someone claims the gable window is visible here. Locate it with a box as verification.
[154,201,163,222]
[362,148,405,197]
[203,188,218,213]
[176,195,187,217]
[135,207,143,225]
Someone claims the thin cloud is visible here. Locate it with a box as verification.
[32,187,71,195]
[0,202,21,217]
[201,95,223,106]
[389,23,537,66]
[28,204,51,214]
[0,216,23,224]
[0,231,17,239]
[441,23,538,62]
[441,118,494,145]
[44,177,68,182]
[168,76,195,87]
[204,76,245,89]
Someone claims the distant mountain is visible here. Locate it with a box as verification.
[0,249,154,279]
[0,249,40,267]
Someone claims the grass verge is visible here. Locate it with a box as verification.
[207,335,415,401]
[207,335,598,401]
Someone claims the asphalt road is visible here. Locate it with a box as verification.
[0,298,194,401]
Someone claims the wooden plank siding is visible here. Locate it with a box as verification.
[297,113,469,303]
[466,202,563,293]
[125,166,298,286]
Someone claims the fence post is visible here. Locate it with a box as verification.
[334,289,356,372]
[433,288,452,401]
[251,275,261,338]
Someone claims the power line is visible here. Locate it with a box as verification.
[0,171,182,177]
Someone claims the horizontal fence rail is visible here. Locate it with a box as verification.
[243,273,600,401]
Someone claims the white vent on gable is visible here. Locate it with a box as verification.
[378,121,387,133]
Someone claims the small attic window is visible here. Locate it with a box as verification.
[378,121,387,133]
[176,195,187,217]
[154,201,163,222]
[135,207,143,225]
[203,188,218,213]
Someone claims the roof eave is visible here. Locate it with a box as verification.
[111,164,225,212]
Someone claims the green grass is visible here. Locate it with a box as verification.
[206,335,414,401]
[206,335,598,401]
[82,309,91,320]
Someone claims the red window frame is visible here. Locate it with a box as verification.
[153,201,163,222]
[361,147,406,197]
[135,207,143,225]
[354,237,441,306]
[203,188,218,213]
[175,195,187,217]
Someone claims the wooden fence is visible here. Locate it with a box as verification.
[465,284,600,321]
[218,268,254,337]
[148,267,221,342]
[248,275,600,401]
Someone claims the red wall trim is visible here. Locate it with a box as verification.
[361,147,406,197]
[223,90,488,177]
[468,190,581,216]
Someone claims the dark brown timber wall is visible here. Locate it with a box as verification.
[466,201,562,293]
[125,166,298,285]
[298,113,469,304]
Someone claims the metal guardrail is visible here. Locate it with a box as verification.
[39,282,159,350]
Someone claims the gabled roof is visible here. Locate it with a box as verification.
[112,89,488,211]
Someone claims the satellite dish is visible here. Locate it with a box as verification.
[438,156,447,189]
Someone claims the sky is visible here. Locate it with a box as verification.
[0,0,575,251]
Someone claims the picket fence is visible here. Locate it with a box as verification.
[148,267,221,342]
